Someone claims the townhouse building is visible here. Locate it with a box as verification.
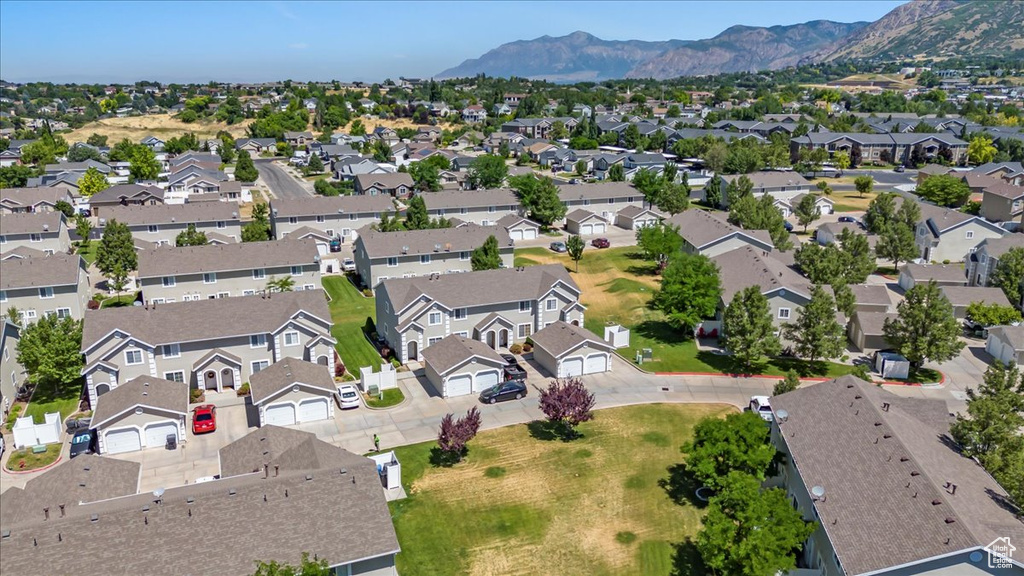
[87,184,165,217]
[269,194,394,243]
[136,239,321,304]
[80,290,336,406]
[375,264,584,363]
[666,209,774,257]
[0,186,75,214]
[99,203,242,246]
[708,246,814,332]
[0,318,25,411]
[0,254,91,321]
[966,234,1024,288]
[557,182,645,223]
[354,224,513,289]
[421,188,522,226]
[790,132,968,166]
[0,211,71,255]
[353,173,414,197]
[715,172,812,207]
[980,182,1024,223]
[915,203,1006,263]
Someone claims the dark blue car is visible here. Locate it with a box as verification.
[69,430,96,459]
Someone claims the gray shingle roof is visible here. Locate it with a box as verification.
[847,284,891,308]
[0,186,73,209]
[0,429,399,576]
[616,205,663,220]
[564,208,604,223]
[0,254,83,290]
[556,181,638,202]
[82,290,331,351]
[354,173,413,190]
[984,181,1024,199]
[853,311,898,335]
[665,209,773,251]
[421,334,506,375]
[100,202,239,226]
[92,375,188,427]
[248,357,335,405]
[711,246,812,305]
[356,223,511,259]
[988,324,1024,350]
[270,195,394,218]
[0,210,65,235]
[381,264,579,313]
[88,184,165,205]
[421,188,520,211]
[219,426,367,478]
[530,321,612,358]
[901,263,966,283]
[772,376,1024,576]
[136,238,318,278]
[494,214,538,229]
[939,285,1012,308]
[976,234,1024,259]
[720,171,810,189]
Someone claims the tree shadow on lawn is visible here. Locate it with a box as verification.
[659,462,709,510]
[428,446,467,468]
[526,419,582,442]
[633,319,689,345]
[694,351,831,378]
[669,538,706,576]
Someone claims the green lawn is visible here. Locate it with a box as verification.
[75,242,98,264]
[322,276,383,371]
[389,403,728,576]
[100,292,139,308]
[516,246,854,377]
[23,378,83,423]
[5,443,61,472]
[366,387,404,408]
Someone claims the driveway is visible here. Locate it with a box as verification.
[515,222,638,250]
[255,160,313,200]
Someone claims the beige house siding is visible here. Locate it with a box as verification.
[0,225,70,254]
[561,196,643,223]
[120,220,242,247]
[1,265,91,321]
[356,246,514,290]
[917,220,1004,263]
[980,190,1023,223]
[95,406,186,454]
[272,211,384,243]
[140,263,321,303]
[426,205,520,226]
[0,322,26,409]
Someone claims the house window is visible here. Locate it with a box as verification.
[284,331,300,346]
[243,289,255,296]
[202,272,216,284]
[326,229,335,237]
[546,298,557,311]
[30,233,42,242]
[0,291,5,302]
[303,284,315,291]
[56,308,71,319]
[454,331,468,337]
[460,251,470,261]
[316,215,325,223]
[164,371,185,383]
[182,294,200,302]
[147,225,159,233]
[163,276,176,287]
[518,323,532,338]
[253,269,266,280]
[460,207,467,215]
[420,255,431,264]
[291,266,303,276]
[778,308,791,320]
[965,230,974,239]
[124,350,144,365]
[0,236,5,244]
[387,257,398,267]
[454,308,467,320]
[251,360,269,373]
[151,298,165,304]
[250,334,267,348]
[583,199,591,206]
[217,221,226,229]
[429,312,443,326]
[350,214,358,221]
[162,343,181,358]
[289,217,298,224]
[44,249,54,255]
[39,287,54,299]
[488,206,495,213]
[519,301,531,312]
[428,336,443,345]
[21,309,36,320]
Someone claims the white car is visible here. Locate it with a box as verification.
[341,258,356,272]
[749,396,773,422]
[336,384,361,409]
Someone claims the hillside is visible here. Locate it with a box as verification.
[822,0,1024,61]
[624,20,867,79]
[436,31,689,82]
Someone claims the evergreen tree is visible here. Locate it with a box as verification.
[773,370,801,396]
[404,195,430,230]
[703,174,722,208]
[883,280,964,367]
[722,286,781,370]
[470,235,503,271]
[235,149,259,182]
[783,285,845,364]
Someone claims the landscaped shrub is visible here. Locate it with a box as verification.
[87,300,100,310]
[509,343,523,355]
[522,343,533,352]
[236,383,250,397]
[190,388,204,403]
[362,288,373,298]
[334,350,346,377]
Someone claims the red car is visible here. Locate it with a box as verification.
[591,238,610,249]
[192,405,216,434]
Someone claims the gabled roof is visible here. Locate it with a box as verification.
[136,238,318,278]
[975,234,1024,259]
[270,195,394,218]
[616,205,664,220]
[380,264,579,313]
[88,184,165,205]
[0,253,83,290]
[847,284,891,308]
[92,375,188,427]
[565,208,605,223]
[900,263,967,283]
[720,171,810,189]
[918,203,998,237]
[0,186,73,210]
[983,182,1024,200]
[248,357,335,405]
[711,246,812,305]
[421,334,506,375]
[852,311,898,335]
[495,213,539,229]
[354,173,413,190]
[82,290,331,351]
[422,188,520,210]
[988,324,1024,351]
[100,203,239,227]
[357,223,511,259]
[530,321,613,358]
[0,210,65,235]
[939,285,1012,308]
[665,209,773,251]
[771,376,1024,576]
[556,181,638,202]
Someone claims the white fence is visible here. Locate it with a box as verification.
[12,412,62,449]
[359,363,397,393]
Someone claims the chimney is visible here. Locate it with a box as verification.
[263,464,269,479]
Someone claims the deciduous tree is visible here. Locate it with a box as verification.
[863,192,897,234]
[77,167,109,197]
[967,135,998,166]
[16,313,83,390]
[466,154,507,189]
[129,144,160,181]
[854,175,874,198]
[175,223,209,247]
[722,286,781,371]
[471,235,502,271]
[783,285,845,363]
[991,247,1024,307]
[635,222,682,266]
[74,214,92,247]
[916,174,970,207]
[234,150,259,183]
[965,301,1022,327]
[773,370,801,396]
[565,234,584,272]
[683,411,776,489]
[436,407,482,464]
[793,194,820,232]
[96,219,137,275]
[883,280,964,367]
[538,378,596,440]
[652,252,721,332]
[252,552,332,576]
[607,163,625,182]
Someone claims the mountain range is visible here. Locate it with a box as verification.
[436,1,1023,81]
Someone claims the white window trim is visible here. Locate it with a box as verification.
[164,370,185,383]
[163,343,181,358]
[420,255,431,264]
[124,350,144,365]
[546,298,557,311]
[251,360,270,373]
[30,233,42,243]
[162,276,176,287]
[203,272,217,284]
[250,334,267,348]
[778,308,791,320]
[519,300,531,312]
[387,257,398,267]
[965,230,974,239]
[428,312,443,326]
[253,269,266,280]
[454,308,467,320]
[290,266,303,277]
[56,308,71,319]
[39,287,54,299]
[284,331,301,346]
[517,323,532,338]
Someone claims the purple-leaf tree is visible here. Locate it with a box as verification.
[436,407,482,464]
[538,378,596,440]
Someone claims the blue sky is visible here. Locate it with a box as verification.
[0,1,906,83]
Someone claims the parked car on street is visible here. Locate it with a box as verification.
[837,216,860,225]
[480,380,528,404]
[341,258,356,272]
[591,237,610,248]
[749,396,773,422]
[69,429,96,459]
[550,241,567,253]
[783,220,793,232]
[192,405,217,434]
[894,165,905,173]
[335,384,361,409]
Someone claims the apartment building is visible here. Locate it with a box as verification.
[557,182,645,223]
[269,195,394,243]
[421,188,522,226]
[0,254,91,321]
[0,211,71,255]
[99,203,242,246]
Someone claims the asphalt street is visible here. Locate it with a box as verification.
[254,159,313,199]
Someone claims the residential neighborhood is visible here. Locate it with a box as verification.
[1,2,1023,575]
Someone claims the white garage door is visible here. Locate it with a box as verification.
[593,222,607,234]
[561,357,584,377]
[145,421,178,448]
[474,370,500,392]
[510,229,524,241]
[265,403,297,426]
[298,398,329,422]
[522,228,537,240]
[447,374,472,397]
[585,353,609,374]
[581,224,593,235]
[105,428,141,454]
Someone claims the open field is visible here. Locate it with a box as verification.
[63,114,253,143]
[515,246,856,377]
[830,190,879,212]
[390,403,732,576]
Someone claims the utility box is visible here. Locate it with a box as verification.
[875,351,910,380]
[604,324,630,348]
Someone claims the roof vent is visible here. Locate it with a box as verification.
[932,499,942,505]
[401,246,408,254]
[228,489,237,496]
[90,514,99,523]
[305,474,313,481]
[171,217,176,222]
[43,224,49,231]
[434,243,441,252]
[910,471,920,476]
[944,517,956,524]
